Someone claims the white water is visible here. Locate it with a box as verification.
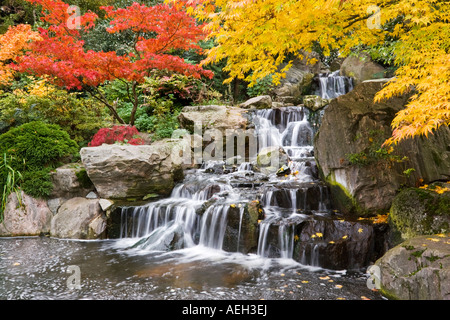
[319,70,353,99]
[118,78,353,263]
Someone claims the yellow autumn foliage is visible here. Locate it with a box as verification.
[180,0,450,144]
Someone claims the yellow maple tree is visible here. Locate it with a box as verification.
[0,24,42,86]
[182,0,450,144]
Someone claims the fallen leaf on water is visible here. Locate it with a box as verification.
[329,241,335,244]
[335,285,343,289]
[427,238,440,242]
[319,276,330,280]
[301,280,309,284]
[436,234,446,238]
[361,296,371,300]
[280,273,285,277]
[13,262,20,266]
[336,297,346,300]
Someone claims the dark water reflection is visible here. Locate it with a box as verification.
[0,237,384,300]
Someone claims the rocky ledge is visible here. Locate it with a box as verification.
[375,234,450,300]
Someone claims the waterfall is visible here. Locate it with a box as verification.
[319,70,353,99]
[117,100,332,265]
[253,106,331,261]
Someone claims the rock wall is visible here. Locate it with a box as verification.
[314,79,450,216]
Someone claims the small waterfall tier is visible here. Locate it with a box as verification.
[318,70,354,99]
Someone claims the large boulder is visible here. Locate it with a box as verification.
[272,54,320,103]
[314,79,450,216]
[389,183,450,245]
[0,191,52,237]
[80,140,185,200]
[239,95,272,109]
[50,197,107,239]
[177,105,248,134]
[375,234,450,300]
[222,200,262,254]
[294,219,378,270]
[177,105,254,164]
[340,53,386,85]
[49,163,94,199]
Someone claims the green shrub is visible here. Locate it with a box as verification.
[21,169,54,199]
[0,77,110,147]
[0,121,79,199]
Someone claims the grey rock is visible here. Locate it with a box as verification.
[314,80,450,216]
[80,141,185,200]
[50,197,106,239]
[375,235,450,300]
[0,191,52,237]
[340,53,386,85]
[240,95,272,109]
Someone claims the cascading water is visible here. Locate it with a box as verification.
[318,70,353,99]
[117,74,354,264]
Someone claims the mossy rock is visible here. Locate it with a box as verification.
[389,183,450,244]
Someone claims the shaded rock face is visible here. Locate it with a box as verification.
[294,219,375,270]
[340,53,386,85]
[314,79,450,216]
[257,214,388,270]
[50,197,106,239]
[264,52,322,104]
[0,191,52,237]
[389,184,450,245]
[49,163,94,199]
[80,141,185,200]
[375,234,450,300]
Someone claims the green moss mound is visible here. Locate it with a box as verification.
[0,121,79,199]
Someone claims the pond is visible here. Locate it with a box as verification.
[0,236,384,300]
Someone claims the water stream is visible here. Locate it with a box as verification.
[0,71,381,300]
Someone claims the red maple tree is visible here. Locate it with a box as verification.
[14,0,213,125]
